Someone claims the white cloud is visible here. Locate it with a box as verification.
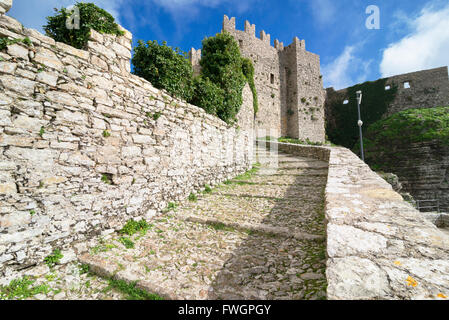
[321,45,371,90]
[380,3,449,77]
[8,0,125,33]
[309,0,336,26]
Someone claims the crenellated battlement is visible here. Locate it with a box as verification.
[222,15,236,32]
[244,20,256,36]
[222,15,305,51]
[260,30,270,44]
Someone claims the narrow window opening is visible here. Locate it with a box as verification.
[270,74,275,84]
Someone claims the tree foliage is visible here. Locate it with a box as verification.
[190,76,224,115]
[200,33,247,123]
[132,40,195,102]
[44,2,124,50]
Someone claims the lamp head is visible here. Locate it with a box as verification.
[356,91,362,104]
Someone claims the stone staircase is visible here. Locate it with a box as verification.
[79,146,329,300]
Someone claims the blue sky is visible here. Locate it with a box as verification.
[8,0,449,89]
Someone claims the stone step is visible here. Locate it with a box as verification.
[257,168,328,176]
[213,182,325,201]
[176,193,326,237]
[79,215,326,300]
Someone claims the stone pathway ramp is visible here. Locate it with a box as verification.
[79,146,329,300]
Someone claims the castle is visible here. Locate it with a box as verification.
[190,15,326,143]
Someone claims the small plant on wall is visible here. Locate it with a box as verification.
[44,2,124,50]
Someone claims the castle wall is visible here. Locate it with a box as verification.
[223,16,282,139]
[329,66,449,118]
[220,16,325,142]
[384,66,449,117]
[0,9,253,274]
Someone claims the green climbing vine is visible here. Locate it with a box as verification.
[241,57,259,115]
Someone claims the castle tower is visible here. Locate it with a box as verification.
[189,48,202,76]
[220,15,325,142]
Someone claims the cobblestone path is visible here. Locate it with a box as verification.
[79,146,329,300]
[2,146,328,300]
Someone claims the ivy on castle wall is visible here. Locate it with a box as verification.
[241,58,259,115]
[325,78,398,149]
[200,33,248,124]
[44,2,124,50]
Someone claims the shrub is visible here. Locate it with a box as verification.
[190,76,224,115]
[44,249,63,268]
[132,40,194,102]
[200,33,247,123]
[119,219,151,236]
[43,2,124,50]
[188,193,198,202]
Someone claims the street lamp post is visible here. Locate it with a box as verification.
[356,90,365,161]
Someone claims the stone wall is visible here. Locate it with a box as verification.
[328,66,449,119]
[257,140,449,299]
[384,67,449,117]
[368,140,449,214]
[191,15,326,143]
[0,7,254,274]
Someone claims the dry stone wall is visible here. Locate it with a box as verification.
[258,140,449,299]
[0,7,254,274]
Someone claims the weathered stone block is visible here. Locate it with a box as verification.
[47,91,79,107]
[0,182,16,194]
[55,41,90,60]
[132,134,155,145]
[122,146,141,158]
[0,14,22,33]
[12,114,46,133]
[6,43,28,60]
[0,0,12,14]
[36,71,58,87]
[33,48,63,72]
[0,61,16,74]
[0,74,36,95]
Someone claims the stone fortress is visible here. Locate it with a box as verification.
[190,16,326,143]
